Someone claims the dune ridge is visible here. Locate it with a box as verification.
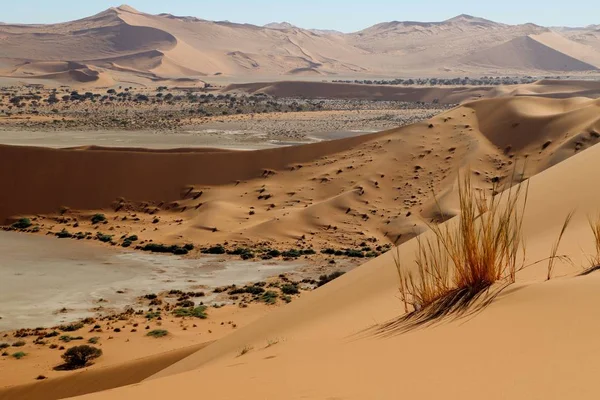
[9,103,600,400]
[2,6,600,86]
[2,94,600,251]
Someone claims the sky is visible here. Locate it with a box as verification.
[2,0,598,32]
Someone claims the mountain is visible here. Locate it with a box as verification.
[0,5,599,86]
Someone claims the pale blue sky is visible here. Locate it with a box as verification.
[3,0,598,32]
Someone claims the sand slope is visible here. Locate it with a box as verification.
[2,6,600,85]
[2,93,600,251]
[42,110,600,400]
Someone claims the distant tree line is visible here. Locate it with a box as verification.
[329,76,557,86]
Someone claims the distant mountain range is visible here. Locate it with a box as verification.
[1,5,599,86]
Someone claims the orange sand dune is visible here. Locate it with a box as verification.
[2,5,600,85]
[37,105,600,400]
[2,95,600,251]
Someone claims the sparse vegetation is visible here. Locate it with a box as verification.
[11,218,32,229]
[12,351,27,360]
[91,213,106,224]
[387,173,529,332]
[147,329,169,338]
[173,306,208,319]
[59,345,102,369]
[317,271,346,287]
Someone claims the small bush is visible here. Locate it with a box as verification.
[202,245,226,254]
[91,214,106,224]
[60,345,102,369]
[56,228,73,239]
[147,329,168,338]
[59,335,83,343]
[280,284,300,295]
[12,218,32,229]
[12,340,26,347]
[12,351,27,360]
[0,343,9,349]
[173,306,207,319]
[96,232,113,243]
[281,249,302,258]
[87,337,100,344]
[261,290,278,304]
[59,322,84,332]
[317,271,346,287]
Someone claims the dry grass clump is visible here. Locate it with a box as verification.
[383,173,529,332]
[580,214,600,276]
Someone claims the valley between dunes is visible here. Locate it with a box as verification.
[2,81,600,399]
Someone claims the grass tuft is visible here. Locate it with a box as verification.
[384,172,529,333]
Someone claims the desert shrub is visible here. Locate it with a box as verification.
[147,329,168,338]
[317,271,346,287]
[261,290,278,304]
[281,249,302,258]
[145,311,161,319]
[321,248,336,255]
[87,337,100,344]
[141,243,188,255]
[12,352,27,360]
[126,235,138,242]
[44,331,59,338]
[302,249,316,255]
[267,249,281,257]
[59,322,84,332]
[91,213,106,224]
[0,343,9,349]
[96,232,113,243]
[280,284,300,295]
[12,340,26,347]
[60,345,102,369]
[202,245,226,254]
[173,306,207,319]
[229,285,264,295]
[344,249,365,258]
[59,335,83,343]
[183,243,194,251]
[12,218,32,229]
[56,228,73,239]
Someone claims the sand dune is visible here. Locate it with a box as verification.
[12,102,600,400]
[2,94,600,251]
[2,6,600,85]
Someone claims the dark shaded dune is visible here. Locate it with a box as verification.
[0,343,209,400]
[0,131,381,223]
[224,81,493,104]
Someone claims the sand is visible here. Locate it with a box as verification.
[2,6,600,86]
[54,99,600,400]
[2,78,600,399]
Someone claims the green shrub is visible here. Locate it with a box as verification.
[59,335,83,343]
[87,337,100,344]
[201,245,226,254]
[261,290,278,304]
[145,311,161,319]
[60,345,102,369]
[173,306,207,319]
[56,228,73,239]
[12,351,27,360]
[91,214,106,224]
[280,284,300,295]
[318,271,346,287]
[59,322,84,332]
[141,243,188,255]
[96,232,113,243]
[281,249,302,258]
[12,218,32,229]
[147,329,168,338]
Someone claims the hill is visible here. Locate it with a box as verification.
[1,6,600,86]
